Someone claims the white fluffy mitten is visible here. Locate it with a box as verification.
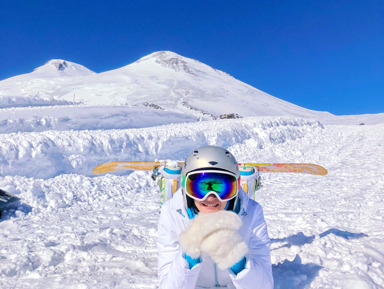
[179,211,248,269]
[200,227,248,269]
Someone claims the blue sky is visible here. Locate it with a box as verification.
[1,0,383,115]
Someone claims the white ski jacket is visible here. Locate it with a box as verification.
[157,188,273,289]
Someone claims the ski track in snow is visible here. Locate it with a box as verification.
[1,111,384,288]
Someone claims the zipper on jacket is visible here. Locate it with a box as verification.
[214,263,220,287]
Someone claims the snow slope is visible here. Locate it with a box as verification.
[0,52,384,288]
[0,105,199,134]
[0,114,383,288]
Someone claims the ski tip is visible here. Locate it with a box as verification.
[92,161,170,174]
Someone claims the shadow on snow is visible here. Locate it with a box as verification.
[273,255,321,289]
[271,229,368,249]
[271,229,368,289]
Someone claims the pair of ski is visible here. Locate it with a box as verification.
[93,161,328,175]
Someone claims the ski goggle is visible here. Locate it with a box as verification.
[183,170,239,201]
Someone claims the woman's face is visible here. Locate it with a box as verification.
[194,194,228,213]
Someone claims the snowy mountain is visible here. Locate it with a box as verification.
[2,51,383,125]
[0,59,95,108]
[0,51,332,120]
[32,59,96,77]
[0,52,384,288]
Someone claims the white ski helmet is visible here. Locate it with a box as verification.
[182,146,240,211]
[182,146,240,178]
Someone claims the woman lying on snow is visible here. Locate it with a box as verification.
[157,146,274,289]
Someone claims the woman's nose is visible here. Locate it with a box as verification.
[205,194,218,201]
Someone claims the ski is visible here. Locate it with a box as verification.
[242,163,327,175]
[93,161,327,175]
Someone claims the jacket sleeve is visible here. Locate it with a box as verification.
[230,205,274,289]
[157,204,202,289]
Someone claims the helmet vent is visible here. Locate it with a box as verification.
[209,161,218,165]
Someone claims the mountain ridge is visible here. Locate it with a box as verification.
[0,51,334,120]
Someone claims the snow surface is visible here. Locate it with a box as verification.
[1,52,384,288]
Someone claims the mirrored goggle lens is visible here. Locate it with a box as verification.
[185,172,238,201]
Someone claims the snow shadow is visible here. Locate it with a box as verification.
[273,255,322,289]
[271,229,368,288]
[319,228,368,240]
[271,228,368,249]
[272,232,315,248]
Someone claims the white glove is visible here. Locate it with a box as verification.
[179,210,248,269]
